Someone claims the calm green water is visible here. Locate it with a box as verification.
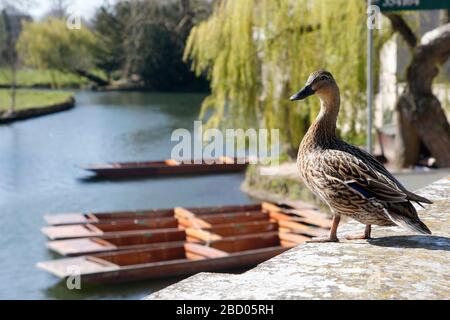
[0,91,254,299]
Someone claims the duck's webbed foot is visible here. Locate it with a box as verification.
[345,225,371,240]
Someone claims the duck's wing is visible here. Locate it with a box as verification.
[320,150,431,234]
[341,143,432,205]
[321,150,409,204]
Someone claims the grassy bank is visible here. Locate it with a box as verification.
[242,163,331,214]
[0,69,106,88]
[0,89,73,111]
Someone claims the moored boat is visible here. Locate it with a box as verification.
[39,201,331,283]
[42,202,330,241]
[46,229,187,256]
[41,217,179,240]
[38,233,291,284]
[80,157,249,178]
[44,203,261,226]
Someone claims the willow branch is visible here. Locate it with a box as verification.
[383,13,417,48]
[266,23,320,46]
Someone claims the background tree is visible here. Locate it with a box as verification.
[0,10,4,56]
[118,0,212,90]
[185,0,387,155]
[384,12,450,168]
[1,9,18,112]
[92,4,125,82]
[0,3,32,112]
[186,0,450,165]
[47,0,69,19]
[16,18,108,87]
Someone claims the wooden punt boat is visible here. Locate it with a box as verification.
[38,233,291,284]
[42,202,330,240]
[45,220,321,257]
[177,203,330,239]
[45,222,283,257]
[39,202,332,282]
[41,217,179,240]
[80,157,249,178]
[44,203,261,226]
[41,211,270,241]
[46,229,187,256]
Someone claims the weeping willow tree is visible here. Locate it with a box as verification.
[185,0,387,155]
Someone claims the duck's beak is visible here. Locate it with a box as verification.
[290,85,315,101]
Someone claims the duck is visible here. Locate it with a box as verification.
[290,70,432,242]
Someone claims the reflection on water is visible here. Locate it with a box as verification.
[44,276,188,300]
[0,91,254,299]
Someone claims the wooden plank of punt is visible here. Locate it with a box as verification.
[46,229,187,256]
[185,221,279,242]
[262,202,332,229]
[44,204,261,226]
[81,157,249,178]
[207,232,281,253]
[47,238,117,256]
[178,211,269,228]
[42,217,179,240]
[42,224,104,240]
[278,232,310,245]
[44,213,94,226]
[37,256,120,278]
[280,240,299,248]
[44,209,175,226]
[178,203,262,216]
[184,243,229,260]
[268,210,332,230]
[277,220,328,238]
[37,244,288,284]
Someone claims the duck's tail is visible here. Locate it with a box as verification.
[386,211,432,235]
[406,191,433,205]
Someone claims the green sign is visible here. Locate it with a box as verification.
[375,0,450,11]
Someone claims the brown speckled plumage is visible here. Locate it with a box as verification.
[291,70,432,241]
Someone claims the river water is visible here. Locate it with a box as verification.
[0,91,253,299]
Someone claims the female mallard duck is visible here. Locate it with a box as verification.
[290,70,432,242]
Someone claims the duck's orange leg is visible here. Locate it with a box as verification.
[345,225,371,240]
[307,214,340,243]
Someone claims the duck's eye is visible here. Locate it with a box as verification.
[320,76,329,81]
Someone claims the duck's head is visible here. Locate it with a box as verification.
[289,70,337,102]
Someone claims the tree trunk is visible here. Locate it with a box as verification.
[2,9,18,113]
[384,11,450,168]
[396,93,450,167]
[394,95,421,168]
[392,22,450,168]
[9,65,17,113]
[74,69,109,87]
